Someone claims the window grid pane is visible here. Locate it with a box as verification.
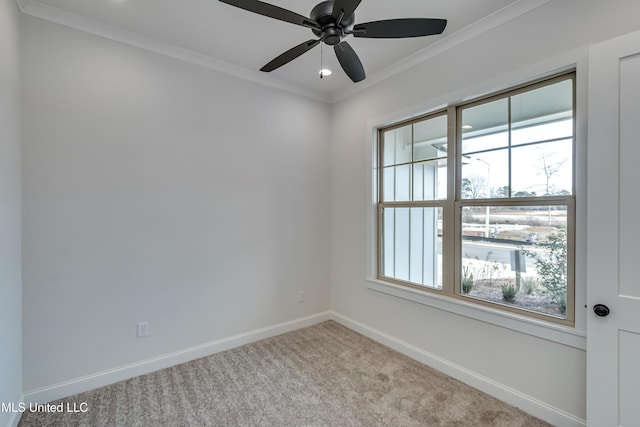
[413,159,447,201]
[380,113,448,203]
[382,125,412,167]
[383,165,412,202]
[381,207,443,289]
[460,204,569,319]
[378,71,575,325]
[460,149,509,199]
[511,140,573,197]
[458,76,575,200]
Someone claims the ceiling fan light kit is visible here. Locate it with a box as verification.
[219,0,447,83]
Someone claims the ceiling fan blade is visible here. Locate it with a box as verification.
[353,18,447,38]
[260,39,321,72]
[332,0,361,22]
[219,0,320,30]
[334,41,365,83]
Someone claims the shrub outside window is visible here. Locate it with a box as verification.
[378,72,575,325]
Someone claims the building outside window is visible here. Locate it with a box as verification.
[378,72,575,325]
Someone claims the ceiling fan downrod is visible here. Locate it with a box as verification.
[310,1,354,46]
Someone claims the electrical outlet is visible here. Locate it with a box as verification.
[298,290,305,303]
[137,322,149,338]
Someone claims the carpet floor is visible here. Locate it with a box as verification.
[19,321,551,426]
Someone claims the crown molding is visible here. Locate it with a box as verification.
[15,0,32,11]
[18,0,551,104]
[330,0,553,103]
[18,0,331,103]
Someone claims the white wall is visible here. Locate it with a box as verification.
[0,0,22,425]
[17,0,640,423]
[329,0,640,423]
[21,15,331,393]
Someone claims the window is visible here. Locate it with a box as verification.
[379,113,447,289]
[378,72,575,325]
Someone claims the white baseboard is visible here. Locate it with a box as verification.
[20,310,585,426]
[23,311,331,405]
[329,311,586,427]
[6,410,22,427]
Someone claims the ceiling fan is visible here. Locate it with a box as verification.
[219,0,447,82]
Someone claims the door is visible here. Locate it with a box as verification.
[587,30,640,426]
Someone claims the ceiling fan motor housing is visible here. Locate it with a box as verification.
[310,0,354,46]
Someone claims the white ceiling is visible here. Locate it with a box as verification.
[18,0,549,102]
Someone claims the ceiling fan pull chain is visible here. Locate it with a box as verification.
[219,0,447,83]
[320,43,324,79]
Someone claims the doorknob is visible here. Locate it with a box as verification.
[593,304,610,317]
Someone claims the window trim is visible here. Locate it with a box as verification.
[375,71,577,327]
[365,277,586,350]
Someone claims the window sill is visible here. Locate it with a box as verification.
[366,278,586,350]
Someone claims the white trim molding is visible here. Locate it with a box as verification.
[17,0,331,103]
[15,0,31,11]
[22,312,331,405]
[6,411,22,427]
[18,309,584,426]
[366,278,586,350]
[17,0,552,104]
[364,50,589,347]
[330,311,586,427]
[330,0,552,102]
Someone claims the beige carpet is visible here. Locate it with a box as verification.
[19,321,551,426]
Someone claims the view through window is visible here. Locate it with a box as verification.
[378,72,575,324]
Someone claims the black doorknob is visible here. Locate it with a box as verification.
[593,304,610,317]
